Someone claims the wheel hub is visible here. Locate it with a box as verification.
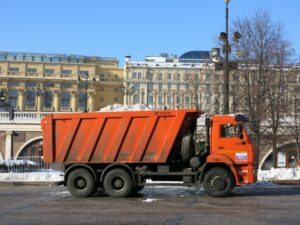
[113,178,124,190]
[76,178,87,189]
[211,176,226,191]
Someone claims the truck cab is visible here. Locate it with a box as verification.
[201,114,257,196]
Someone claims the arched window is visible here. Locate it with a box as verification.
[18,139,43,158]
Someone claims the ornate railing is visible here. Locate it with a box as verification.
[0,112,52,124]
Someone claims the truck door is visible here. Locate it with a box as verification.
[218,124,249,163]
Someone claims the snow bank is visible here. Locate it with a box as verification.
[0,171,64,182]
[0,160,38,167]
[258,168,300,181]
[99,104,154,112]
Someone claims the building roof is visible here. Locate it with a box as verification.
[179,51,210,63]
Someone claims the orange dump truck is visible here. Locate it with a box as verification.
[42,109,257,197]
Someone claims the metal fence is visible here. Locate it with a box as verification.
[0,156,64,183]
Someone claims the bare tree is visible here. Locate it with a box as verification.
[232,9,293,164]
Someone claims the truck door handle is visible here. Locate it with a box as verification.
[236,141,246,145]
[219,146,224,149]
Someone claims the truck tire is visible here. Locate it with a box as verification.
[203,167,234,197]
[103,169,134,198]
[181,133,195,165]
[66,168,95,197]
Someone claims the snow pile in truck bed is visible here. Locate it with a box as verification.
[99,104,154,112]
[258,168,300,181]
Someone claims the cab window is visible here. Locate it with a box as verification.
[220,124,237,138]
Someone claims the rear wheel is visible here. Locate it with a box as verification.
[203,167,234,197]
[66,168,95,197]
[103,169,134,198]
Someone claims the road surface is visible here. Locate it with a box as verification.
[0,183,299,225]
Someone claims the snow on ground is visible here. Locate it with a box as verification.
[0,171,64,182]
[258,168,300,181]
[0,160,38,167]
[99,104,154,112]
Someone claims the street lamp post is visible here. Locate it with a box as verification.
[219,0,241,114]
[78,72,96,112]
[224,0,230,114]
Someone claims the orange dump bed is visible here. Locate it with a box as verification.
[42,109,199,164]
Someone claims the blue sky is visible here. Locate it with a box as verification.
[1,0,299,65]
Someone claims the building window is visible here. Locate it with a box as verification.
[43,82,54,88]
[61,92,70,107]
[176,94,180,104]
[8,81,20,87]
[52,57,60,63]
[148,82,153,91]
[133,72,137,79]
[61,83,72,88]
[8,67,20,73]
[8,90,18,107]
[185,84,189,90]
[79,70,88,76]
[114,74,119,79]
[44,69,54,75]
[133,83,140,91]
[26,82,36,88]
[138,72,142,79]
[158,95,162,105]
[176,73,181,81]
[159,83,163,91]
[158,73,163,80]
[133,94,140,104]
[27,68,37,73]
[185,96,190,108]
[148,95,153,105]
[177,83,180,90]
[79,92,87,108]
[168,73,173,80]
[167,95,172,104]
[62,70,72,75]
[168,83,172,90]
[26,90,36,107]
[44,91,52,107]
[42,57,51,62]
[114,97,118,103]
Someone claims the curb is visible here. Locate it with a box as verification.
[273,180,300,185]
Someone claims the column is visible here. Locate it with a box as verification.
[53,91,61,112]
[140,92,143,104]
[18,89,25,111]
[5,131,13,160]
[71,91,78,112]
[37,94,43,112]
[124,94,128,105]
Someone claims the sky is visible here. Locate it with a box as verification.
[1,0,300,65]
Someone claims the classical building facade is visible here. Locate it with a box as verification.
[123,51,224,113]
[0,51,124,112]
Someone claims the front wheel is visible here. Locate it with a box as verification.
[203,167,234,197]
